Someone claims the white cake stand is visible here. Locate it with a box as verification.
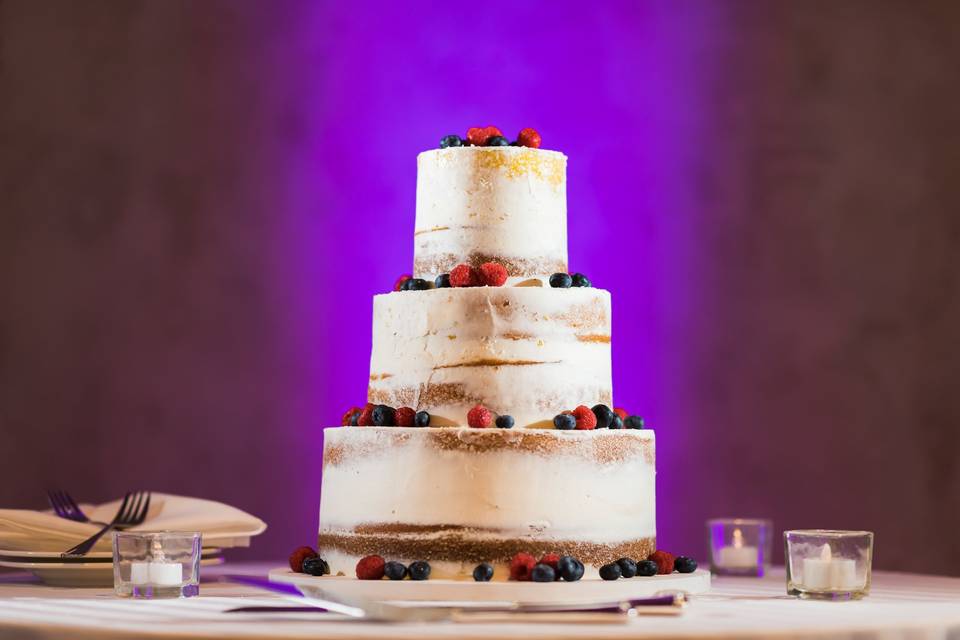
[269,568,710,604]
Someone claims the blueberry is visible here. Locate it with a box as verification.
[599,563,622,581]
[435,273,451,288]
[624,415,645,429]
[571,559,585,581]
[408,561,431,581]
[591,405,614,429]
[609,414,624,430]
[349,410,361,426]
[372,405,395,426]
[553,413,576,430]
[571,273,592,288]
[440,134,463,148]
[616,557,638,578]
[549,273,573,288]
[674,556,698,574]
[636,560,658,577]
[557,556,584,582]
[472,562,494,582]
[531,563,556,582]
[403,278,430,291]
[384,561,407,580]
[486,135,510,147]
[302,556,329,576]
[495,415,514,429]
[414,411,431,427]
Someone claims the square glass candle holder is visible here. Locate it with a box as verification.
[707,518,772,576]
[113,531,201,599]
[784,530,873,600]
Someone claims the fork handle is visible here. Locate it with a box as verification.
[61,521,116,557]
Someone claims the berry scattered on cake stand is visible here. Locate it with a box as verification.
[268,567,710,604]
[272,548,709,604]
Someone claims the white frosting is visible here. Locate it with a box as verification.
[369,287,612,426]
[415,147,568,280]
[319,427,655,543]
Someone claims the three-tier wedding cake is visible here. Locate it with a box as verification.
[317,130,655,580]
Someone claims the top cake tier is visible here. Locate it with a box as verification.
[415,147,568,282]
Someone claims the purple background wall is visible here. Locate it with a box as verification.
[2,1,959,574]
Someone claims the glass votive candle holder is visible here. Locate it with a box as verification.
[113,531,201,599]
[707,518,772,576]
[784,530,873,600]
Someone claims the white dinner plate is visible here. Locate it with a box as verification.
[269,568,711,604]
[0,551,225,587]
[0,547,223,562]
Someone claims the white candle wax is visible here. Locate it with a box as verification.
[147,562,183,586]
[801,544,858,590]
[716,527,758,568]
[129,561,151,585]
[717,544,759,568]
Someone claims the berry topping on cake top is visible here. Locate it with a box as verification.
[439,126,543,148]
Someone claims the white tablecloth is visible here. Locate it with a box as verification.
[0,563,958,639]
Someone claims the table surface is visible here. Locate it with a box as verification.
[0,563,958,640]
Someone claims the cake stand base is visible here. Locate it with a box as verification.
[268,568,710,604]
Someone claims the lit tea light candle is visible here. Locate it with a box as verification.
[801,544,858,590]
[148,561,183,586]
[130,561,151,585]
[129,561,183,586]
[716,528,759,569]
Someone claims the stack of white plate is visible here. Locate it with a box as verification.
[0,548,228,587]
[0,493,267,586]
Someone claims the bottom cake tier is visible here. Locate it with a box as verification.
[318,426,656,580]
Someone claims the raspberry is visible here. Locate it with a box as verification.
[341,406,362,426]
[614,407,629,421]
[356,554,386,580]
[479,262,508,287]
[649,549,675,575]
[393,274,411,291]
[450,263,480,287]
[539,553,560,575]
[288,546,317,573]
[509,552,537,581]
[517,128,541,149]
[572,405,597,430]
[395,406,416,427]
[467,404,493,428]
[466,125,502,146]
[357,403,374,427]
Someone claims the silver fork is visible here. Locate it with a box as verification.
[61,491,151,557]
[47,490,100,523]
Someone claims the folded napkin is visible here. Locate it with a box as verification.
[0,493,267,552]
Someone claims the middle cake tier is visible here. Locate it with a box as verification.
[369,286,612,427]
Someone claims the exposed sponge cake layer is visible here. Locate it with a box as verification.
[415,147,568,282]
[369,287,613,426]
[318,427,656,580]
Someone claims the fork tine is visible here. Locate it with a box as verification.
[112,492,133,524]
[124,491,146,524]
[46,490,65,516]
[61,491,83,516]
[57,490,77,517]
[135,492,151,524]
[122,492,140,523]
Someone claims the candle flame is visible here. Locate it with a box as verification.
[732,528,743,548]
[820,543,832,562]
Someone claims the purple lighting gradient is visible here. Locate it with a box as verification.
[283,2,726,556]
[3,1,958,573]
